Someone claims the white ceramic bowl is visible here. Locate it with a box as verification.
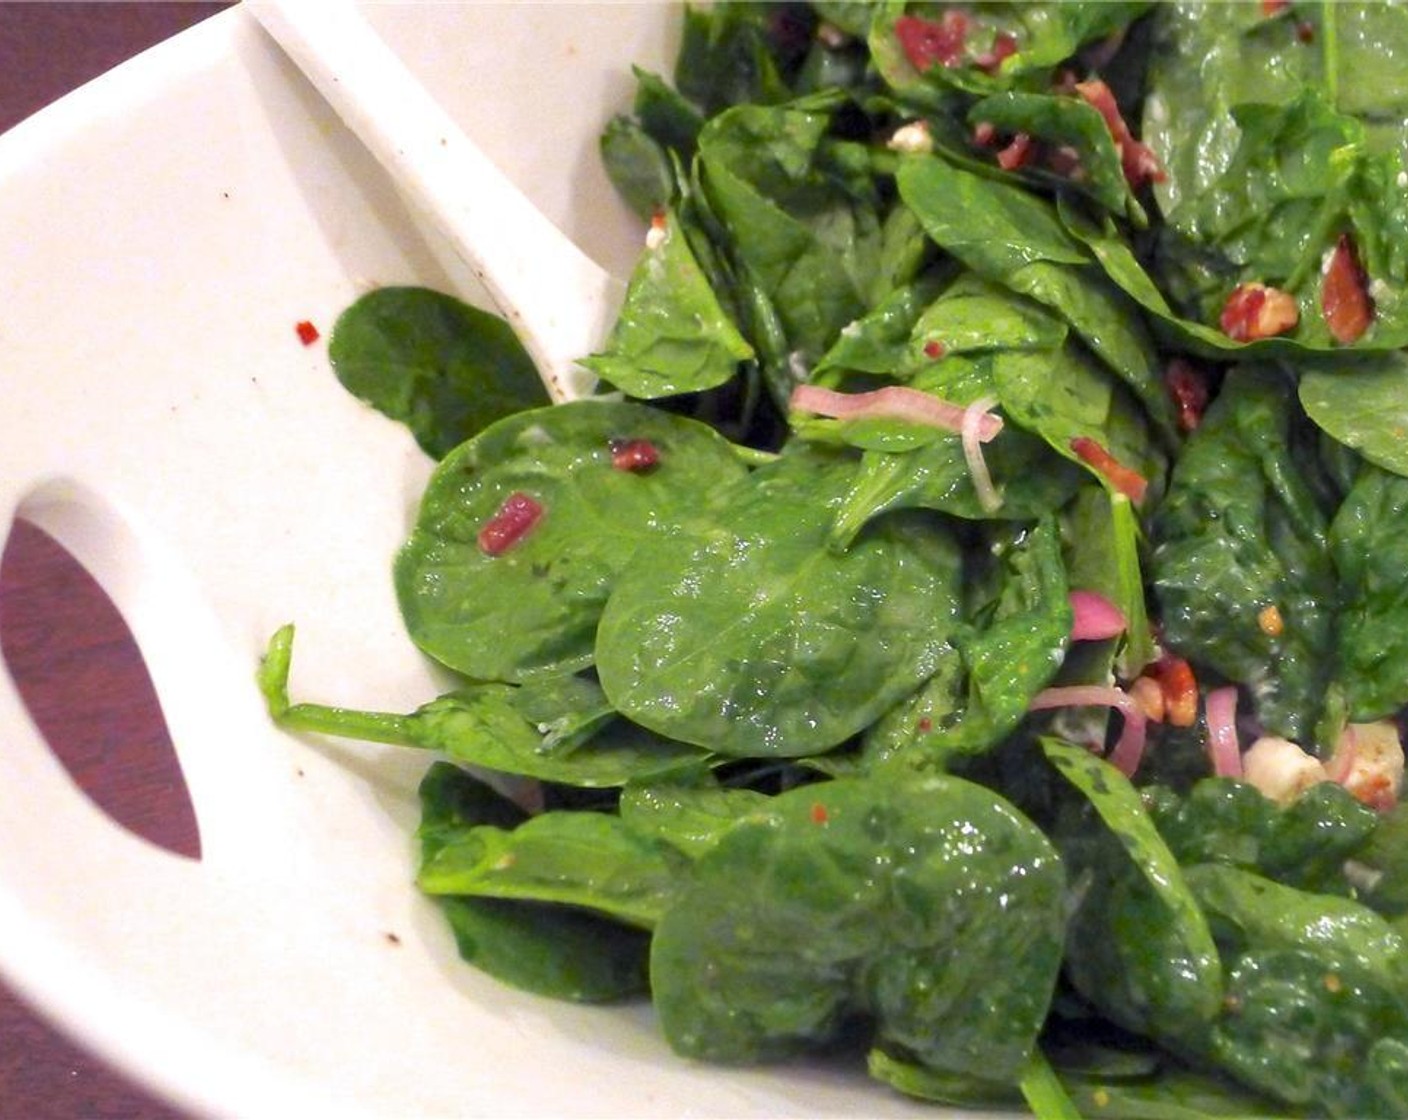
[0,6,960,1117]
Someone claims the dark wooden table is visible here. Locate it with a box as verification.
[0,7,231,1116]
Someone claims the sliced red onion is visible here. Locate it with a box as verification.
[790,384,1003,442]
[1069,589,1127,641]
[1205,685,1242,778]
[1326,724,1358,784]
[1030,684,1147,777]
[961,394,1003,512]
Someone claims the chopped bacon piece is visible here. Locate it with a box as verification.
[295,320,320,346]
[996,132,1034,171]
[923,339,946,359]
[1074,78,1166,189]
[1321,234,1374,344]
[975,30,1018,73]
[1165,358,1210,433]
[1220,282,1299,341]
[477,492,543,556]
[1069,436,1148,503]
[895,11,969,71]
[610,437,660,472]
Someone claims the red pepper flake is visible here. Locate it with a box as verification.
[1165,358,1210,433]
[609,437,660,472]
[295,320,320,346]
[1074,79,1166,190]
[1321,234,1374,345]
[1069,437,1148,503]
[1220,282,1299,341]
[895,11,969,71]
[477,491,543,556]
[923,339,947,359]
[996,132,1034,171]
[1149,655,1198,728]
[916,716,933,733]
[810,802,830,825]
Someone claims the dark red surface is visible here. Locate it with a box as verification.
[0,6,230,1117]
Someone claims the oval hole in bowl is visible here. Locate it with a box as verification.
[0,516,201,861]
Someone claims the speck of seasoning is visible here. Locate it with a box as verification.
[385,931,402,946]
[923,339,946,359]
[1223,994,1243,1013]
[295,319,320,346]
[810,802,830,825]
[1324,972,1343,993]
[1092,1089,1111,1109]
[1257,604,1284,637]
[917,716,933,733]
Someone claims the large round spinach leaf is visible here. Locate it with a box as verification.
[595,448,963,757]
[648,772,1066,1085]
[395,400,750,682]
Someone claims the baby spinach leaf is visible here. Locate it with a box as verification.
[1328,462,1408,719]
[1300,351,1408,478]
[1208,947,1408,1118]
[581,208,754,398]
[596,448,964,757]
[1150,366,1336,740]
[258,625,708,787]
[1043,738,1224,1042]
[416,763,649,1002]
[697,95,883,364]
[1186,862,1408,1000]
[418,806,686,929]
[866,519,1072,769]
[619,770,771,860]
[327,286,547,460]
[969,90,1142,223]
[395,400,750,681]
[649,772,1066,1085]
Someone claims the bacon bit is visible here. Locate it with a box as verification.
[810,802,830,825]
[791,383,1003,442]
[1150,654,1198,728]
[1220,282,1299,341]
[923,339,947,359]
[973,121,997,147]
[610,437,660,472]
[1321,234,1374,345]
[1296,20,1315,43]
[1260,0,1290,14]
[1074,79,1166,189]
[1257,604,1284,637]
[996,132,1035,171]
[917,716,933,733]
[895,11,969,71]
[1165,359,1210,433]
[974,30,1018,73]
[1129,676,1166,723]
[477,492,543,556]
[1069,437,1148,503]
[295,320,320,346]
[1205,685,1243,778]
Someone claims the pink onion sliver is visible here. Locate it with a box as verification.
[962,394,1002,512]
[1204,685,1242,778]
[1029,685,1147,777]
[1068,589,1127,641]
[1326,724,1357,784]
[790,384,1003,442]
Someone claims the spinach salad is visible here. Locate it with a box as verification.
[259,4,1408,1116]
